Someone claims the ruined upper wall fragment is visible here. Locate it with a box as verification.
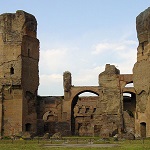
[0,10,37,43]
[136,7,150,61]
[100,64,120,75]
[63,71,72,92]
[136,7,150,43]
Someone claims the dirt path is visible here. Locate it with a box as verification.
[44,143,119,148]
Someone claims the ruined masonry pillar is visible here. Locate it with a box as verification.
[0,91,2,136]
[63,71,72,101]
[133,7,150,137]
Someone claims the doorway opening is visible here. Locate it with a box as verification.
[25,123,31,132]
[71,91,99,136]
[140,122,146,138]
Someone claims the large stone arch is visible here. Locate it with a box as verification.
[122,90,136,135]
[62,86,100,135]
[119,74,133,90]
[71,87,99,135]
[122,87,136,94]
[70,86,100,100]
[42,110,57,135]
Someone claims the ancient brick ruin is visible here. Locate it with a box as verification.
[0,8,149,138]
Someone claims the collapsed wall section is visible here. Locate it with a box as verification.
[133,7,150,138]
[94,64,122,137]
[0,10,39,136]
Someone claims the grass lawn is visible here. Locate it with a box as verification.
[0,138,150,150]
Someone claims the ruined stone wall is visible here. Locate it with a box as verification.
[123,96,135,135]
[1,8,150,138]
[37,96,63,136]
[0,10,39,136]
[98,64,121,114]
[133,7,150,138]
[21,36,39,134]
[2,86,22,135]
[94,64,122,137]
[73,96,98,136]
[63,71,72,102]
[61,65,134,137]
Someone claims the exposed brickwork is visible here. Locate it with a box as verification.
[0,8,149,138]
[133,7,150,138]
[0,10,39,136]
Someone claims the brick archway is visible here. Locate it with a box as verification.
[62,86,101,135]
[70,86,100,99]
[70,87,99,135]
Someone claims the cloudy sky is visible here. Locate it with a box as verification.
[0,1,150,96]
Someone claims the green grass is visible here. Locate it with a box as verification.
[0,138,150,150]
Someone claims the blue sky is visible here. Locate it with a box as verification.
[0,1,150,96]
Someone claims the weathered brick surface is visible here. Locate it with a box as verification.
[0,10,39,136]
[0,8,149,138]
[133,7,150,138]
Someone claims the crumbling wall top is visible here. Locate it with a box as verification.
[136,7,150,43]
[63,71,72,92]
[101,64,120,75]
[0,10,37,42]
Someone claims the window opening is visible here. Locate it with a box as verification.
[28,49,30,57]
[140,122,146,137]
[141,42,144,55]
[85,107,89,113]
[93,108,96,113]
[142,42,144,50]
[78,107,81,113]
[10,67,14,75]
[25,123,31,132]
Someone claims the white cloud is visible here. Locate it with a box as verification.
[92,42,112,54]
[92,40,137,56]
[40,74,62,84]
[73,66,105,86]
[39,74,63,96]
[91,39,137,73]
[39,48,68,73]
[38,38,138,96]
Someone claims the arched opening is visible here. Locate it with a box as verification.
[43,111,57,135]
[71,90,99,136]
[123,92,136,114]
[125,82,134,87]
[123,92,136,133]
[79,92,98,96]
[25,123,31,132]
[140,122,146,138]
